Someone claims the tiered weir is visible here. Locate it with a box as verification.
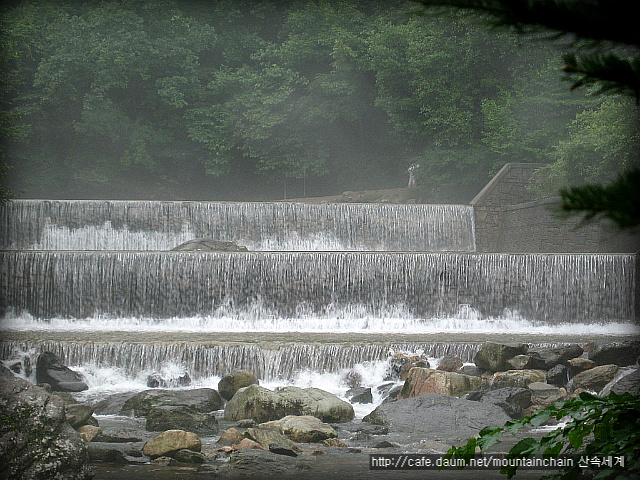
[1,199,637,402]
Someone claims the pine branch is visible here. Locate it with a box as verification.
[559,168,640,229]
[562,53,640,104]
[413,0,640,47]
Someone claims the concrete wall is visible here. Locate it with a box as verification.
[472,163,640,253]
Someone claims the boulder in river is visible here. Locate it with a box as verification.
[260,415,337,443]
[399,367,482,398]
[224,384,354,423]
[572,364,620,393]
[142,429,201,458]
[218,369,259,401]
[35,351,88,392]
[525,344,583,370]
[145,405,219,434]
[491,369,546,388]
[121,388,223,416]
[477,387,532,419]
[588,341,640,367]
[474,342,528,372]
[363,393,511,446]
[0,375,91,480]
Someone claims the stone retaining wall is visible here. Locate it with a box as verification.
[472,163,640,253]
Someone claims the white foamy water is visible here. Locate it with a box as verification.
[2,306,638,336]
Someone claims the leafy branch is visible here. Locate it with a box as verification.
[444,391,640,480]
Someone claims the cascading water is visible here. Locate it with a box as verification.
[0,251,634,323]
[0,199,637,416]
[0,199,476,252]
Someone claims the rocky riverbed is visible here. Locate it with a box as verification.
[2,339,639,480]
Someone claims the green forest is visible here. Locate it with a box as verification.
[1,0,638,202]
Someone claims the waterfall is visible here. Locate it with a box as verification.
[1,199,637,405]
[0,199,476,252]
[1,251,634,323]
[2,340,553,383]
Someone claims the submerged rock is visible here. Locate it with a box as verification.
[0,375,91,480]
[217,449,308,477]
[171,238,248,252]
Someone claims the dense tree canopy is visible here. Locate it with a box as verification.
[0,0,636,201]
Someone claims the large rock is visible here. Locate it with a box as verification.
[244,427,301,452]
[474,342,528,372]
[146,371,191,388]
[546,364,568,387]
[35,351,88,392]
[362,393,511,445]
[77,425,102,442]
[262,415,337,443]
[171,238,248,252]
[217,427,245,446]
[142,429,201,458]
[218,369,259,401]
[216,449,307,477]
[601,368,640,395]
[436,355,464,372]
[399,368,482,398]
[65,403,95,429]
[346,386,373,404]
[588,341,640,367]
[478,387,532,418]
[145,405,219,433]
[121,388,223,416]
[491,369,546,388]
[224,385,354,423]
[528,382,568,408]
[567,357,596,376]
[526,344,583,370]
[507,355,536,370]
[572,364,620,392]
[0,375,91,480]
[387,353,430,381]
